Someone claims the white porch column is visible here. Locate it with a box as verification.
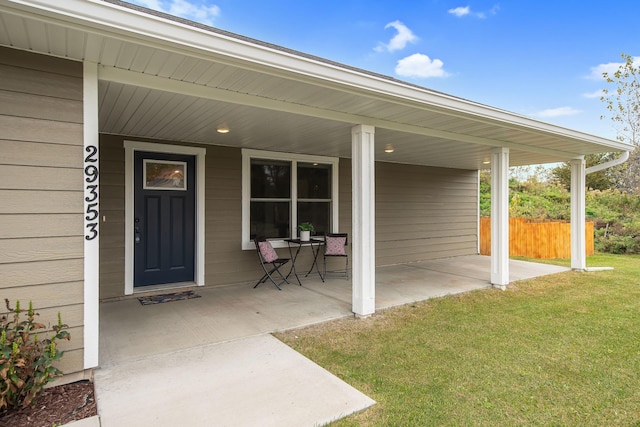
[490,147,509,289]
[570,157,587,270]
[83,62,100,369]
[351,125,376,316]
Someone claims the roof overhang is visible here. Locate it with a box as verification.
[0,0,633,168]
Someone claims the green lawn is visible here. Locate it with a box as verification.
[276,254,640,426]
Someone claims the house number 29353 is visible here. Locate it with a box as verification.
[84,145,99,241]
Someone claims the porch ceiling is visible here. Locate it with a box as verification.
[1,0,632,169]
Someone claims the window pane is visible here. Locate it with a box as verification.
[144,160,186,190]
[251,159,291,198]
[250,201,290,239]
[298,202,330,236]
[298,163,331,199]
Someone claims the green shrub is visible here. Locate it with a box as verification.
[596,234,640,254]
[0,299,70,414]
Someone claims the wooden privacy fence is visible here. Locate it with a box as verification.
[479,217,594,259]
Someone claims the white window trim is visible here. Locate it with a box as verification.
[124,141,206,294]
[242,149,339,250]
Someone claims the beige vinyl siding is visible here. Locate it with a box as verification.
[376,162,478,265]
[0,47,84,374]
[336,160,477,267]
[203,145,257,285]
[338,158,353,236]
[319,158,354,274]
[97,135,125,299]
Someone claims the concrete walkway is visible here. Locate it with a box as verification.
[94,335,374,426]
[93,256,568,426]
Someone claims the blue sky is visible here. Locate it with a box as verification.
[127,0,639,141]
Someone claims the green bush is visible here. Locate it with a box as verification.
[596,234,640,254]
[0,299,70,414]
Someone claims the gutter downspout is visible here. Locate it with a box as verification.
[585,151,630,175]
[581,150,631,272]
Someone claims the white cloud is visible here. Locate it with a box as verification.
[395,53,449,78]
[169,0,220,25]
[588,61,624,80]
[375,21,418,52]
[588,56,640,80]
[533,107,582,118]
[583,89,605,99]
[448,6,471,17]
[448,4,499,19]
[128,0,220,25]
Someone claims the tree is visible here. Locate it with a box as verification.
[550,152,625,191]
[509,165,551,183]
[600,53,640,192]
[601,53,640,145]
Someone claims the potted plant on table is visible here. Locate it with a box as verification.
[298,222,314,241]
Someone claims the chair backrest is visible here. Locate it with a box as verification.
[254,238,279,263]
[325,233,348,256]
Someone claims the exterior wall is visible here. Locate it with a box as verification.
[0,47,85,374]
[98,135,125,299]
[99,137,478,297]
[338,158,353,236]
[376,162,478,265]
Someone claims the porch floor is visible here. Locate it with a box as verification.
[94,255,568,426]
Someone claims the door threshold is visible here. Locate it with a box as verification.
[133,281,197,295]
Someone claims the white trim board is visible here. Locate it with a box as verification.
[123,141,206,295]
[83,62,100,369]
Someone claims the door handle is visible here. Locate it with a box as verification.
[134,217,141,244]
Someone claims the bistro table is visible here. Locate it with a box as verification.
[284,238,325,285]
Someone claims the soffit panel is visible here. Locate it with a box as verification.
[98,81,356,158]
[101,81,546,168]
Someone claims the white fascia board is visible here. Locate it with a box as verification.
[4,0,632,153]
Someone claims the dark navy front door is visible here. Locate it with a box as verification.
[134,151,195,287]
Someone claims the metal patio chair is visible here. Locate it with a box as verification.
[323,233,349,279]
[254,237,290,290]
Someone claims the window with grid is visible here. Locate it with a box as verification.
[242,150,339,249]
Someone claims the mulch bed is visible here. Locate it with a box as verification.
[0,381,97,427]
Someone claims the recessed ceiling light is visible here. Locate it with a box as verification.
[217,124,230,134]
[384,144,394,153]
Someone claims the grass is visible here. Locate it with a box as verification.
[276,254,640,426]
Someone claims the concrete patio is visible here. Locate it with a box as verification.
[93,255,568,426]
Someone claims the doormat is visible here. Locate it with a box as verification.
[138,290,201,305]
